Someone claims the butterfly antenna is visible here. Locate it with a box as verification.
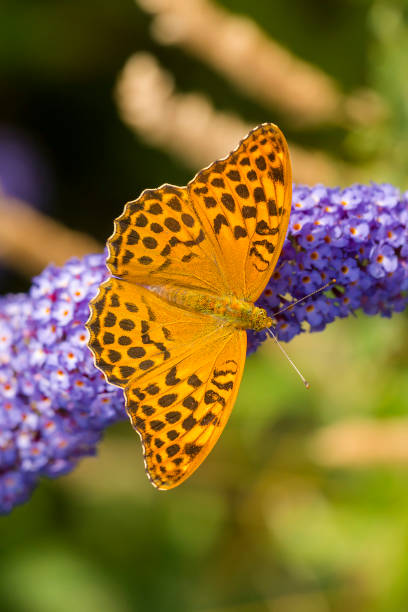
[265,327,310,389]
[273,278,337,317]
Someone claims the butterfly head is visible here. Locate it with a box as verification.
[249,306,273,332]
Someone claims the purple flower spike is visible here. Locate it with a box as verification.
[0,182,407,513]
[248,182,408,351]
[0,256,125,514]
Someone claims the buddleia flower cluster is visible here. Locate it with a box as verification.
[1,183,407,513]
[248,182,408,351]
[0,255,125,513]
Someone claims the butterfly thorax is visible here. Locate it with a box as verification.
[146,285,273,332]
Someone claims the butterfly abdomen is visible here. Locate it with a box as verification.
[146,285,272,332]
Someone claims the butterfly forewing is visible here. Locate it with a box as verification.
[126,329,246,489]
[188,123,292,301]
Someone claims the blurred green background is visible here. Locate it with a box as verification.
[1,1,408,611]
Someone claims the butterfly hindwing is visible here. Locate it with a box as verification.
[188,123,292,301]
[126,328,247,489]
[87,277,224,389]
[106,184,228,294]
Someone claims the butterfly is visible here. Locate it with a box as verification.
[87,123,292,489]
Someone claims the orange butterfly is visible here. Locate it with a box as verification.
[87,124,292,489]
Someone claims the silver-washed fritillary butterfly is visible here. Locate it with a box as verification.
[87,123,292,489]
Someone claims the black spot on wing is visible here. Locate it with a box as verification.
[211,177,225,188]
[234,226,247,239]
[167,196,182,211]
[255,220,279,236]
[148,203,162,215]
[204,196,217,208]
[185,443,202,458]
[213,214,228,234]
[253,187,266,203]
[188,374,202,388]
[165,410,181,423]
[268,199,277,216]
[165,367,181,386]
[255,156,266,171]
[235,184,250,199]
[182,415,197,431]
[135,214,148,227]
[270,166,284,183]
[167,444,180,457]
[242,206,256,219]
[226,170,240,181]
[221,193,235,212]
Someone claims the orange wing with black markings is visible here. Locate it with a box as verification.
[87,123,292,489]
[106,184,228,295]
[87,277,246,489]
[126,327,246,489]
[106,124,291,301]
[188,123,292,300]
